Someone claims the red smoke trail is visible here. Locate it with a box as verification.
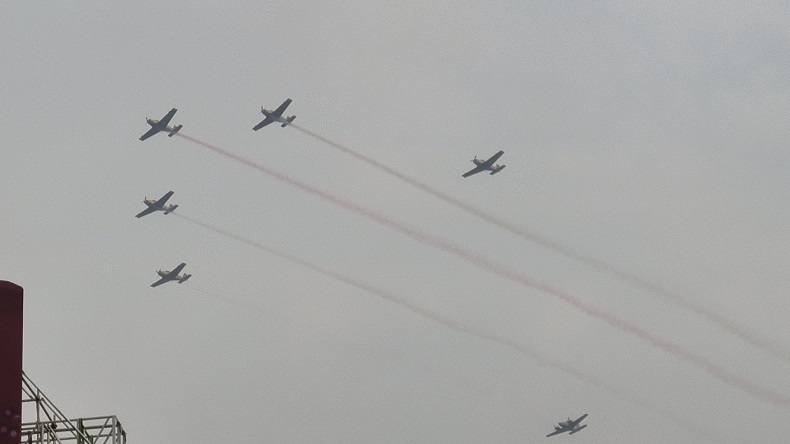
[288,124,790,364]
[175,132,790,408]
[172,212,727,440]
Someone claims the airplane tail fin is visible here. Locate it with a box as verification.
[178,274,191,283]
[168,124,183,137]
[281,115,296,127]
[490,164,505,175]
[164,204,178,215]
[569,425,587,435]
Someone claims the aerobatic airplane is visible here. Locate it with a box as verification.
[461,150,506,177]
[139,108,182,141]
[150,263,191,287]
[253,98,296,130]
[135,191,178,218]
[546,414,588,437]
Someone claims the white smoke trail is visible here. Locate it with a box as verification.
[287,124,790,365]
[174,132,790,408]
[172,211,726,441]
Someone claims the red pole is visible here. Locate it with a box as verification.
[0,281,23,444]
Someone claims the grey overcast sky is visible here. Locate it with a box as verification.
[3,1,790,442]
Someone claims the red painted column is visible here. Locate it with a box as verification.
[0,281,22,444]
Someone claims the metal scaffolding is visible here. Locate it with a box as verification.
[20,372,125,444]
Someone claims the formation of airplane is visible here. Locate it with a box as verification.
[139,108,183,141]
[462,150,506,177]
[131,105,593,439]
[150,263,191,288]
[253,98,296,130]
[141,104,507,180]
[135,191,178,218]
[135,101,507,296]
[546,414,588,437]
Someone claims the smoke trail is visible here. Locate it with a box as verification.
[172,212,725,441]
[175,132,790,408]
[288,124,790,364]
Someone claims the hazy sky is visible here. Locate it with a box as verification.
[3,1,790,443]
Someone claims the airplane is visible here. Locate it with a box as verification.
[139,108,183,141]
[135,191,178,218]
[461,150,506,177]
[546,414,588,438]
[253,98,296,130]
[150,263,191,287]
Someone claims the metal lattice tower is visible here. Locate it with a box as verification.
[20,372,125,444]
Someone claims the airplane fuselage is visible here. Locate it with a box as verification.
[157,270,188,280]
[470,157,503,173]
[254,100,295,130]
[261,109,287,123]
[143,201,176,212]
[151,262,189,287]
[140,108,181,140]
[145,118,180,134]
[260,107,295,126]
[547,414,588,438]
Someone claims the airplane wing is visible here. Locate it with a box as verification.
[571,414,588,426]
[253,116,274,131]
[569,424,587,435]
[153,191,175,207]
[272,98,292,117]
[135,206,158,218]
[170,263,187,276]
[139,126,161,141]
[545,429,566,438]
[150,276,170,287]
[462,165,486,178]
[159,108,177,127]
[486,150,505,164]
